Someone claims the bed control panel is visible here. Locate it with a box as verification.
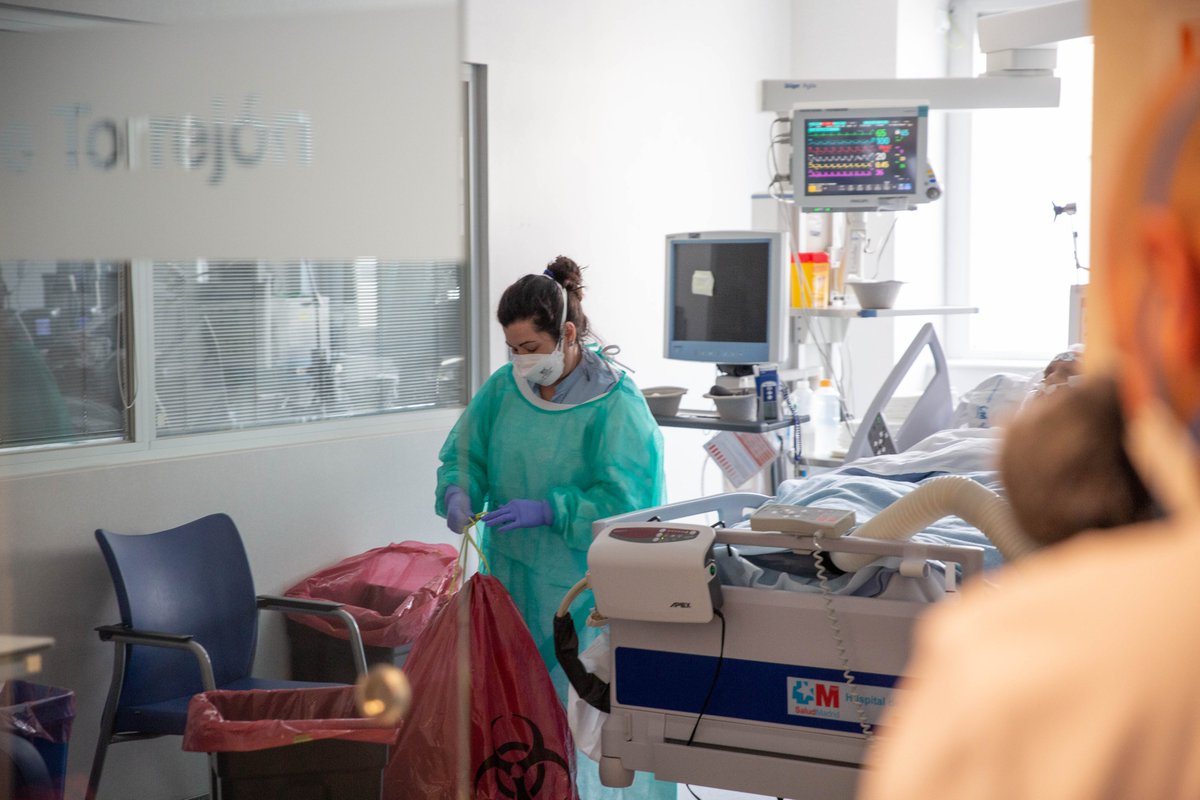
[749,504,856,536]
[864,412,897,456]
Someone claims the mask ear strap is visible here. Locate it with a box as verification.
[543,274,569,343]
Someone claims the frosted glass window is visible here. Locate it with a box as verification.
[0,262,130,450]
[152,261,465,436]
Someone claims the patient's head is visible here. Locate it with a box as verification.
[1042,348,1083,388]
[1001,373,1155,547]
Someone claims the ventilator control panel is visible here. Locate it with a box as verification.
[608,526,701,544]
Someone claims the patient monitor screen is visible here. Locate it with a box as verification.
[801,112,920,200]
[670,241,769,346]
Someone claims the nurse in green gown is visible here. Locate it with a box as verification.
[435,256,673,799]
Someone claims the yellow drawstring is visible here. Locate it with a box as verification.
[453,514,491,587]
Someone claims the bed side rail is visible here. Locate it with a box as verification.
[591,492,772,538]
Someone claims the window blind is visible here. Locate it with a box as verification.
[152,260,465,436]
[0,262,130,450]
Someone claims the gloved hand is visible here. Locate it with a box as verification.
[482,499,553,532]
[444,486,474,534]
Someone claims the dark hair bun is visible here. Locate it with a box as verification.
[545,255,586,297]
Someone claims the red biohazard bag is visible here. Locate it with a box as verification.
[384,573,579,800]
[284,541,459,648]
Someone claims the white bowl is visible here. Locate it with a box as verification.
[847,279,904,310]
[642,386,687,416]
[703,391,757,423]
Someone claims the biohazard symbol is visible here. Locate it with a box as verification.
[473,713,571,799]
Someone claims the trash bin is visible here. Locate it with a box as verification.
[183,685,400,800]
[284,542,458,684]
[0,681,75,800]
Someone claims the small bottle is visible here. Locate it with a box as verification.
[791,378,815,458]
[811,378,841,460]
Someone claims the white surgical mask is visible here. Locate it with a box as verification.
[510,278,570,386]
[512,338,565,385]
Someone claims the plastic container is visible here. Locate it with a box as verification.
[704,391,758,423]
[641,386,687,417]
[847,279,904,310]
[810,253,831,308]
[811,379,841,459]
[0,680,75,800]
[792,252,830,309]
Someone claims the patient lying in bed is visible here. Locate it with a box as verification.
[721,353,1151,598]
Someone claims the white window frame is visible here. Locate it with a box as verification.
[944,0,1092,369]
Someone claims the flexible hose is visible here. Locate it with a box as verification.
[830,475,1037,572]
[553,576,611,712]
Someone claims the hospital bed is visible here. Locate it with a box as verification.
[563,326,1037,799]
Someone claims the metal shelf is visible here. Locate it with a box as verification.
[791,305,978,319]
[654,411,804,433]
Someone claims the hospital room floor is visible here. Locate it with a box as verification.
[677,787,774,799]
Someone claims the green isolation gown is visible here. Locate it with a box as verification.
[436,359,674,799]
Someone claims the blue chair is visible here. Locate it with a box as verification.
[87,513,368,800]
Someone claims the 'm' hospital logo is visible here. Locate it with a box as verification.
[789,678,840,715]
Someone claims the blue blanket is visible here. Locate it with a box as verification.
[771,469,1004,569]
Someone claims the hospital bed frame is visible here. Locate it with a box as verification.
[589,492,985,799]
[843,321,952,463]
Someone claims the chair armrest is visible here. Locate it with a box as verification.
[256,595,342,614]
[96,623,193,644]
[94,624,217,691]
[256,595,369,679]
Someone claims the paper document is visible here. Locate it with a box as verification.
[704,431,776,487]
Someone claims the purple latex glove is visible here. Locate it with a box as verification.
[444,485,473,534]
[482,499,553,532]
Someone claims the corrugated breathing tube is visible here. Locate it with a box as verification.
[830,475,1037,572]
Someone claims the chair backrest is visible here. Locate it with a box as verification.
[95,513,259,706]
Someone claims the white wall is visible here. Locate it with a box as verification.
[465,0,795,502]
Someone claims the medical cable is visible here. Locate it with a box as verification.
[861,214,898,280]
[799,316,856,440]
[811,534,873,738]
[766,116,791,200]
[779,381,805,477]
[685,608,726,747]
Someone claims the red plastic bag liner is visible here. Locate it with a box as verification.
[183,685,400,753]
[384,573,579,800]
[284,541,458,648]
